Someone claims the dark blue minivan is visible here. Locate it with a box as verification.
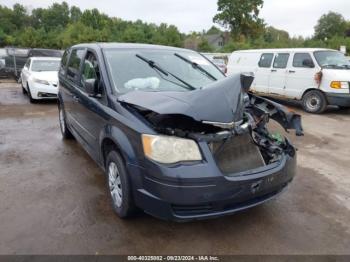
[58,43,302,221]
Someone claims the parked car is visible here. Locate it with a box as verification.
[4,48,63,80]
[0,48,6,78]
[58,43,302,221]
[227,48,350,113]
[20,57,61,103]
[212,57,227,74]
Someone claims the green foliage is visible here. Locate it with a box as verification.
[0,2,184,49]
[314,12,347,40]
[1,1,350,55]
[213,0,265,39]
[206,26,221,35]
[198,39,214,52]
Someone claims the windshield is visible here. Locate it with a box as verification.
[314,51,350,69]
[213,58,225,65]
[103,49,225,93]
[31,60,60,72]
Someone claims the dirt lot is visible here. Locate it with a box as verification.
[0,80,350,255]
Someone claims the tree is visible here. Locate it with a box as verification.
[70,6,82,23]
[198,39,214,52]
[12,4,28,30]
[207,26,221,35]
[213,0,265,39]
[314,12,347,40]
[264,26,289,43]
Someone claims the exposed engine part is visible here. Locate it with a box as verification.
[209,134,266,175]
[123,91,301,172]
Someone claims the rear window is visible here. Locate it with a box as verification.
[273,53,290,69]
[67,49,85,82]
[258,53,274,68]
[29,49,62,58]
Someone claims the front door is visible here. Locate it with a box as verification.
[285,52,318,99]
[73,51,109,160]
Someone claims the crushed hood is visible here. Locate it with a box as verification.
[118,74,244,123]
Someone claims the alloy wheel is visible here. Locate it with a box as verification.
[108,162,123,208]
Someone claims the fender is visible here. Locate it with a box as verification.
[99,124,140,167]
[249,94,304,136]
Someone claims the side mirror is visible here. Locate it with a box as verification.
[84,78,99,96]
[302,59,314,68]
[240,72,255,92]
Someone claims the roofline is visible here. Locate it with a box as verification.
[232,48,337,53]
[70,42,197,53]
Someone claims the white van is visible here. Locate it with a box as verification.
[227,48,350,113]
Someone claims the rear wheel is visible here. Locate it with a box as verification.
[106,150,136,218]
[58,104,73,139]
[302,90,327,114]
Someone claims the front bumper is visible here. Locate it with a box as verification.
[30,82,58,100]
[326,92,350,107]
[129,154,296,222]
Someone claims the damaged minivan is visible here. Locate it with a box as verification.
[58,43,303,221]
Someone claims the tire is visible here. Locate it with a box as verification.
[58,104,74,139]
[21,81,27,94]
[27,84,36,104]
[106,150,136,218]
[302,90,327,114]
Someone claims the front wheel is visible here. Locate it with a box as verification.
[21,80,27,94]
[27,84,36,104]
[302,90,327,114]
[58,104,73,139]
[106,150,136,218]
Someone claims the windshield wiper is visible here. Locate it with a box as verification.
[322,64,346,69]
[135,54,195,91]
[174,53,217,81]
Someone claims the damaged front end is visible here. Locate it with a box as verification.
[119,74,302,177]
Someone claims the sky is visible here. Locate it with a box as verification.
[1,0,350,38]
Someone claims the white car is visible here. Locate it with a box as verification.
[227,48,350,113]
[20,57,61,103]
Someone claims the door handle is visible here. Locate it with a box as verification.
[271,69,277,72]
[73,95,80,102]
[288,70,296,73]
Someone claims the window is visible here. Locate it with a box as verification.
[258,53,274,68]
[273,53,290,69]
[293,53,314,68]
[24,59,31,69]
[81,52,100,92]
[59,49,70,77]
[66,49,85,82]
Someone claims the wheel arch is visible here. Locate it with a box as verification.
[302,88,326,99]
[99,125,139,169]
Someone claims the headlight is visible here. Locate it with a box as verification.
[142,134,202,164]
[33,78,50,85]
[330,81,349,89]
